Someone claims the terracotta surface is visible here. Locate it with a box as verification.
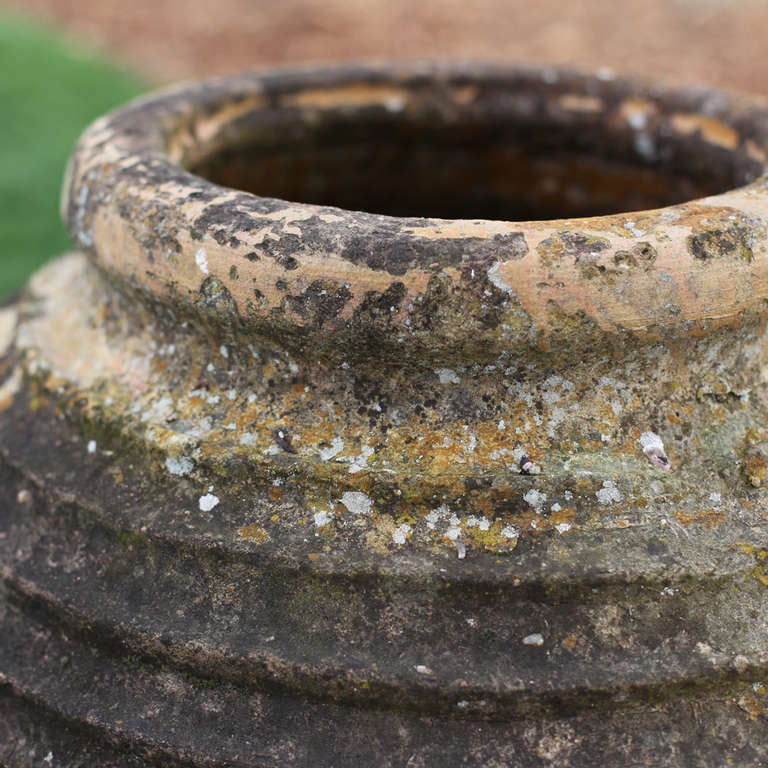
[4,0,768,94]
[5,64,768,765]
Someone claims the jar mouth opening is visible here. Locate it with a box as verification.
[168,68,766,222]
[64,64,768,360]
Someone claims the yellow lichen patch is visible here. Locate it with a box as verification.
[745,454,768,488]
[694,508,726,529]
[670,113,739,150]
[738,692,768,721]
[237,524,270,545]
[365,514,397,554]
[462,520,520,553]
[673,508,726,530]
[550,506,577,528]
[562,634,578,650]
[736,543,768,586]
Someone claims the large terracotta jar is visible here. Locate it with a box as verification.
[4,63,768,766]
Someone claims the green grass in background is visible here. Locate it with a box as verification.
[0,15,146,298]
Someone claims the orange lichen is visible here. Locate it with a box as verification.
[237,524,270,545]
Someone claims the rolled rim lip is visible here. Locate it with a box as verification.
[61,61,768,349]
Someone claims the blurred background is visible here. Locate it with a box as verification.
[2,0,768,296]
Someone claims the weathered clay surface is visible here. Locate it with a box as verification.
[5,63,768,766]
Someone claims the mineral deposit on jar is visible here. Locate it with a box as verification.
[195,247,209,275]
[639,431,672,471]
[596,481,623,505]
[392,524,411,545]
[166,456,194,476]
[313,509,332,528]
[339,491,372,515]
[199,493,220,511]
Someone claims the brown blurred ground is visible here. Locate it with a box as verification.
[4,0,768,93]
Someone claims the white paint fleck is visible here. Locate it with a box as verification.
[596,480,623,505]
[522,633,544,646]
[319,437,344,461]
[87,439,97,454]
[219,344,229,359]
[497,419,506,430]
[436,368,460,385]
[426,505,449,530]
[555,522,572,533]
[43,753,53,765]
[206,363,215,373]
[313,509,332,528]
[392,523,411,545]
[339,491,372,515]
[199,493,220,512]
[239,432,256,446]
[660,586,676,596]
[501,525,519,541]
[414,664,432,675]
[466,617,478,627]
[165,456,194,476]
[550,503,562,513]
[445,522,462,541]
[523,488,547,513]
[349,444,375,473]
[195,247,209,275]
